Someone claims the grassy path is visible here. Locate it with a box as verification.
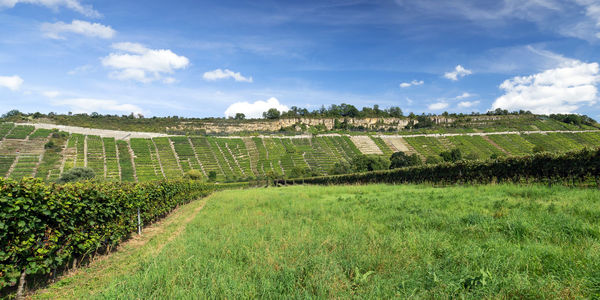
[32,197,210,299]
[34,185,600,299]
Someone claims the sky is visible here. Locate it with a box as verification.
[1,0,600,119]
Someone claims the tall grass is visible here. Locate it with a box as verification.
[38,184,600,299]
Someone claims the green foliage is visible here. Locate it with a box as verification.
[208,171,217,182]
[44,140,55,149]
[262,108,281,120]
[390,152,421,169]
[0,178,214,290]
[425,156,442,164]
[234,113,245,120]
[440,148,462,162]
[57,167,95,183]
[330,154,390,174]
[185,169,204,181]
[533,145,545,153]
[281,147,600,186]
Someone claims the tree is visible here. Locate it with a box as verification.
[351,155,390,172]
[263,108,281,120]
[234,113,246,120]
[57,167,95,183]
[387,106,403,118]
[330,161,352,175]
[440,148,462,162]
[208,171,217,182]
[1,109,21,119]
[390,152,421,169]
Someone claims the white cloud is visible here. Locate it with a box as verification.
[399,80,424,88]
[224,97,289,118]
[0,75,23,91]
[41,20,115,39]
[0,0,100,17]
[52,98,144,115]
[444,65,472,81]
[203,69,253,83]
[42,90,60,98]
[458,101,480,108]
[163,77,177,84]
[455,92,473,99]
[102,42,190,83]
[491,60,600,114]
[67,64,92,75]
[428,102,449,110]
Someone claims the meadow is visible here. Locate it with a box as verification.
[35,184,600,299]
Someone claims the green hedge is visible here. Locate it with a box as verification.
[0,179,214,289]
[278,148,600,186]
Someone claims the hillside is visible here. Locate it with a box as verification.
[1,120,599,182]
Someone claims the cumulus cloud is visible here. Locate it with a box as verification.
[41,20,115,39]
[444,65,472,81]
[224,97,289,118]
[0,0,100,17]
[0,75,23,91]
[101,42,189,83]
[203,69,253,83]
[428,102,449,110]
[399,80,424,88]
[52,98,144,115]
[491,60,600,114]
[458,101,480,108]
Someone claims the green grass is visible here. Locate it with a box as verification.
[36,184,600,299]
[4,125,34,139]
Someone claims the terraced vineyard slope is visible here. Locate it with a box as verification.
[0,122,599,181]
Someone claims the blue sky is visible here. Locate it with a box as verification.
[1,0,600,118]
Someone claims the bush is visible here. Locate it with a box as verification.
[440,148,462,162]
[57,167,95,183]
[0,179,214,290]
[278,147,600,187]
[330,155,390,175]
[390,152,421,169]
[44,140,55,149]
[185,170,204,181]
[208,171,217,182]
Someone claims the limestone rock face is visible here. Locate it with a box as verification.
[173,117,440,134]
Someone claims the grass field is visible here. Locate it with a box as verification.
[35,184,600,299]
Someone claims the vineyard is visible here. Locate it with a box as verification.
[0,122,599,182]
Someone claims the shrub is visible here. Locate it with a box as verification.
[440,148,462,162]
[57,167,95,183]
[0,178,214,290]
[44,140,55,149]
[278,147,600,187]
[184,170,204,181]
[208,171,217,182]
[390,152,421,169]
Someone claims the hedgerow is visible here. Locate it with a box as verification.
[278,148,600,186]
[0,178,214,290]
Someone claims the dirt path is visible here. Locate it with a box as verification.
[482,135,510,155]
